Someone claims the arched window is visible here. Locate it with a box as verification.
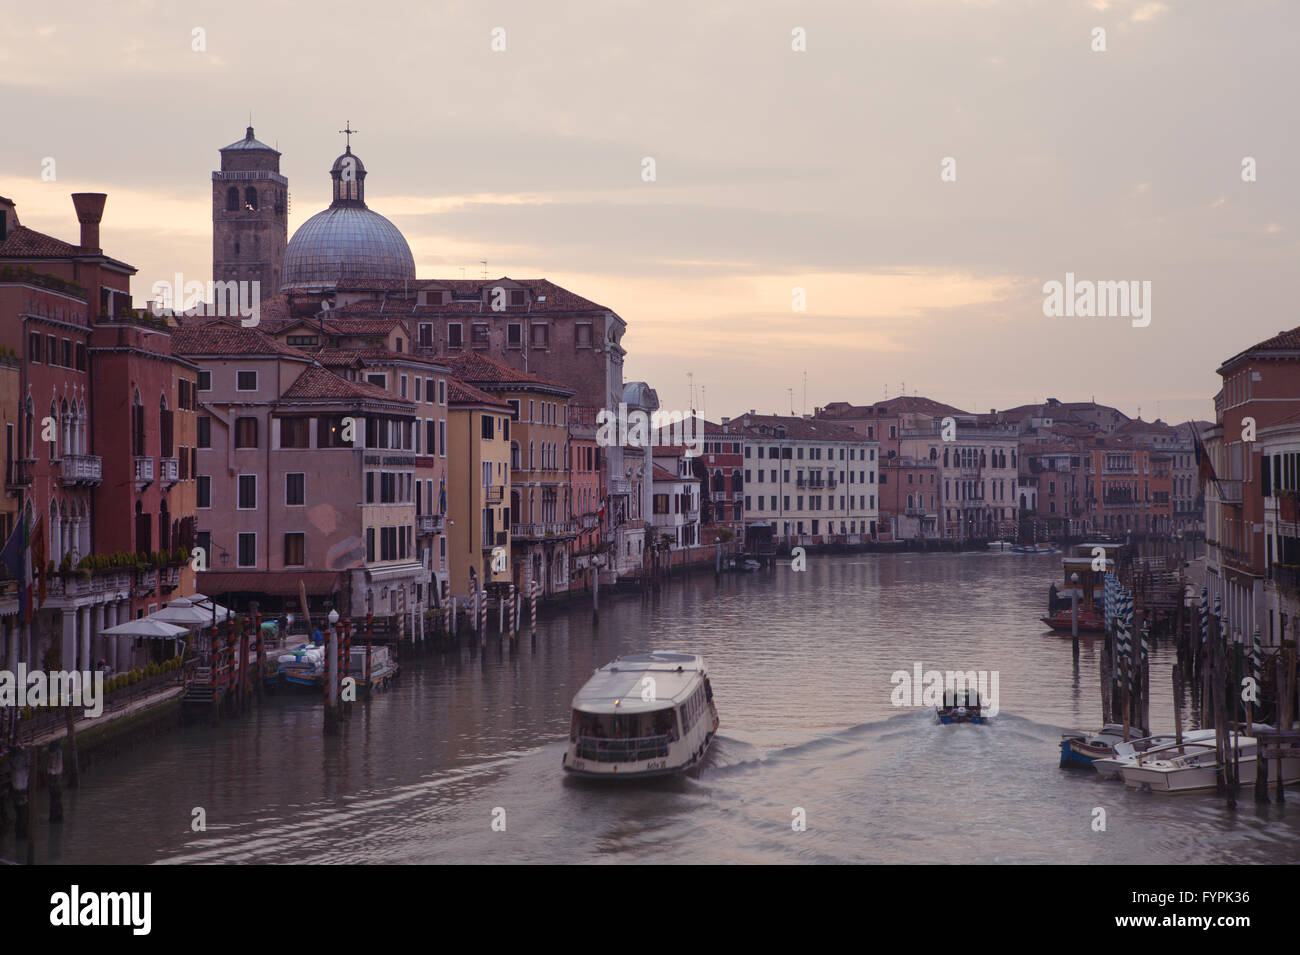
[226,187,239,211]
[510,440,521,470]
[943,448,949,468]
[731,468,743,491]
[48,402,57,459]
[711,471,725,492]
[244,187,258,211]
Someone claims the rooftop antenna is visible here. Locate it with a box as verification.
[802,370,807,415]
[480,260,488,280]
[701,385,707,423]
[687,371,695,412]
[787,388,795,415]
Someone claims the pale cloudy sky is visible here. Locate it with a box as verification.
[2,0,1295,423]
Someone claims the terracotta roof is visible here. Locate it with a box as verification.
[817,396,969,419]
[280,365,410,404]
[447,377,511,408]
[441,352,571,393]
[1246,327,1300,353]
[651,464,682,482]
[300,347,448,369]
[0,224,82,258]
[172,322,308,358]
[734,413,866,443]
[315,277,610,313]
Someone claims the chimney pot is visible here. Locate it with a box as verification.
[71,192,107,253]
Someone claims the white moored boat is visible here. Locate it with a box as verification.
[1092,729,1217,779]
[1120,734,1300,794]
[563,652,719,779]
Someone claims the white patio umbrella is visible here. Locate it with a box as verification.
[100,618,188,639]
[148,597,230,626]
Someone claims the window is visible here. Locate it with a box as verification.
[197,475,211,508]
[438,380,447,404]
[418,323,434,347]
[234,417,258,449]
[439,419,446,456]
[426,419,436,455]
[507,323,522,348]
[366,527,375,562]
[472,323,489,345]
[367,373,387,389]
[284,533,305,566]
[286,472,305,506]
[400,375,408,398]
[197,416,211,449]
[63,340,72,367]
[447,323,463,348]
[237,532,256,567]
[530,324,548,348]
[286,334,319,347]
[198,370,211,391]
[75,343,87,371]
[576,323,593,348]
[482,414,495,439]
[280,417,310,448]
[29,332,40,363]
[47,336,57,366]
[237,474,257,509]
[236,370,257,391]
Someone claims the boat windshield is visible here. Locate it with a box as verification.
[571,708,680,763]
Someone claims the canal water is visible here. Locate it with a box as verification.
[25,552,1300,864]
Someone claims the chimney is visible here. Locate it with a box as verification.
[0,195,16,242]
[71,192,107,253]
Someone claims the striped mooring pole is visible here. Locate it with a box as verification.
[508,584,517,640]
[530,581,539,637]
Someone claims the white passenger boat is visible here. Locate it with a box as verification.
[1091,729,1217,779]
[562,652,719,779]
[1120,734,1300,794]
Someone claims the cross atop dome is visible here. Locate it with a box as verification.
[339,120,358,152]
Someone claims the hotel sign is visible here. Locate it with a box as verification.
[364,455,416,466]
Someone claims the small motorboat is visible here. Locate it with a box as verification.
[1121,732,1300,793]
[936,688,985,724]
[1012,543,1053,554]
[1059,723,1147,769]
[269,644,326,689]
[987,540,1011,550]
[1040,609,1106,633]
[1092,729,1218,779]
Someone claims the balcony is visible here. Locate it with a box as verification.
[485,485,505,503]
[59,453,103,487]
[5,458,34,493]
[513,520,579,540]
[1216,479,1243,505]
[417,514,443,535]
[134,455,154,489]
[159,456,180,487]
[481,530,509,549]
[580,512,600,529]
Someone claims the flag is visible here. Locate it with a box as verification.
[1191,429,1217,490]
[29,515,46,610]
[597,497,606,520]
[0,514,30,620]
[438,475,447,515]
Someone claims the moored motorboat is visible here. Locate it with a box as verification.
[1059,723,1147,768]
[936,688,985,724]
[1092,729,1217,779]
[1120,735,1300,793]
[562,652,719,779]
[1041,609,1106,633]
[270,644,326,689]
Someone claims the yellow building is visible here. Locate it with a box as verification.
[446,378,513,596]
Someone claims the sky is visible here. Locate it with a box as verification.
[2,0,1295,425]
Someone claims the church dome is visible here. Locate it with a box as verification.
[281,143,414,290]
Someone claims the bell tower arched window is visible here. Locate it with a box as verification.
[226,187,239,211]
[244,187,258,210]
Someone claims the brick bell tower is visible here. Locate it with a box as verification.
[212,126,288,295]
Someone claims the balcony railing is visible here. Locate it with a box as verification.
[513,520,579,539]
[134,455,154,488]
[482,530,508,549]
[159,456,180,486]
[485,485,504,503]
[5,458,34,492]
[1216,479,1243,504]
[59,453,103,486]
[417,514,443,535]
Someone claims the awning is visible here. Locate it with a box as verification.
[101,618,188,639]
[197,571,344,597]
[148,597,232,626]
[365,563,424,582]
